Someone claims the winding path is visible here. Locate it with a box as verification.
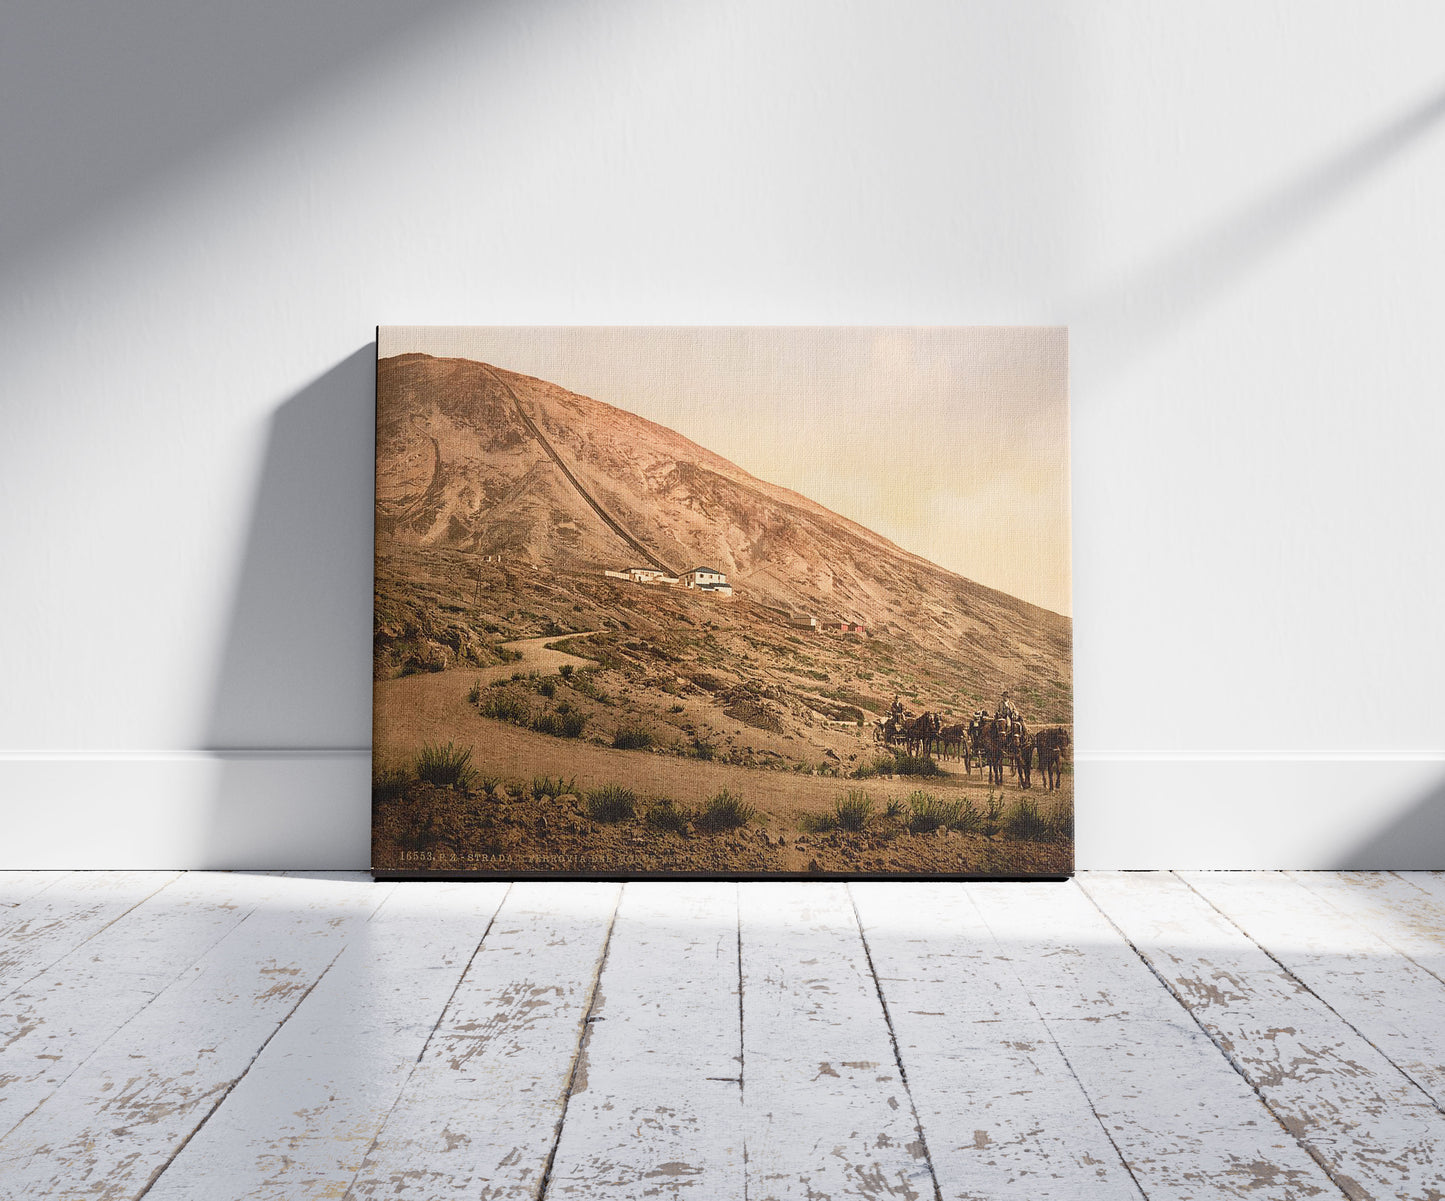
[465,630,601,685]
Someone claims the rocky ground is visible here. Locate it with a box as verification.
[372,544,1074,877]
[372,780,1072,878]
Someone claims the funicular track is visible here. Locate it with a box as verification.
[480,364,673,575]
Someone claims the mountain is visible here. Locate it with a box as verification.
[375,353,1070,671]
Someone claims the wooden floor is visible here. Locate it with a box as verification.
[2,874,1445,1199]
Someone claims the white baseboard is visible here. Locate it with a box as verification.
[0,751,370,870]
[1075,753,1445,869]
[0,752,1441,870]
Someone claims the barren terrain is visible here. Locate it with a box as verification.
[372,354,1073,876]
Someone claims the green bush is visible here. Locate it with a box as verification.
[692,738,716,761]
[696,789,755,832]
[645,799,692,835]
[532,775,575,801]
[414,742,478,792]
[481,692,531,725]
[984,792,1004,837]
[466,680,482,704]
[586,783,636,823]
[571,672,611,704]
[538,678,556,698]
[560,663,575,679]
[891,752,942,777]
[372,768,410,804]
[834,790,873,832]
[907,792,962,835]
[950,796,984,834]
[1002,799,1071,843]
[612,723,654,750]
[531,711,563,736]
[883,798,906,823]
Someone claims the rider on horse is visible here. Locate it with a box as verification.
[882,695,906,743]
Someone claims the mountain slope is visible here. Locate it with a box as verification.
[375,353,1070,670]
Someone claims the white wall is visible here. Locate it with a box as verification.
[2,1,1442,869]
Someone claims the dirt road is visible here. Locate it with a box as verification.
[459,632,602,686]
[373,666,1068,822]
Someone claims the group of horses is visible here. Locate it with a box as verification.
[875,708,1071,791]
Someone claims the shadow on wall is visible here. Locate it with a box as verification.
[203,347,377,868]
[1336,774,1445,871]
[0,0,474,280]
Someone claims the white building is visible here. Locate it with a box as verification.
[682,565,732,596]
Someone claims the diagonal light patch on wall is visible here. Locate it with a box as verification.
[1070,82,1445,384]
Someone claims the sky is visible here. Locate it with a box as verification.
[379,326,1071,616]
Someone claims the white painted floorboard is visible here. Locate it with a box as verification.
[544,882,744,1199]
[0,871,1443,1200]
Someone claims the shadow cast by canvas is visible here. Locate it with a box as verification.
[201,348,376,867]
[1335,770,1445,871]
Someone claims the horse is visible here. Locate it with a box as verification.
[975,716,1008,786]
[937,722,969,768]
[900,711,942,759]
[1034,726,1071,791]
[1008,720,1032,788]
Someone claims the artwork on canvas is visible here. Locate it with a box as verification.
[372,327,1072,878]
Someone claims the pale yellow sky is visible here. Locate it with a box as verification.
[380,327,1072,616]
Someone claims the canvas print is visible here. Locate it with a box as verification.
[372,327,1072,878]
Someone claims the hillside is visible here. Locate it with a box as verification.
[375,352,1071,682]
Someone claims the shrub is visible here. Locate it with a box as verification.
[372,768,410,804]
[532,775,575,801]
[692,738,716,761]
[834,790,874,832]
[538,679,556,698]
[645,799,692,835]
[799,810,837,833]
[481,692,531,726]
[571,672,611,704]
[907,792,962,835]
[951,797,984,834]
[883,798,906,823]
[1002,799,1071,843]
[669,702,685,713]
[984,792,1004,837]
[891,752,942,777]
[560,664,575,679]
[612,723,654,751]
[531,711,563,737]
[851,759,878,780]
[466,680,482,704]
[414,742,478,792]
[586,783,636,823]
[696,789,755,832]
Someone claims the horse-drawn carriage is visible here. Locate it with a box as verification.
[874,704,1070,790]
